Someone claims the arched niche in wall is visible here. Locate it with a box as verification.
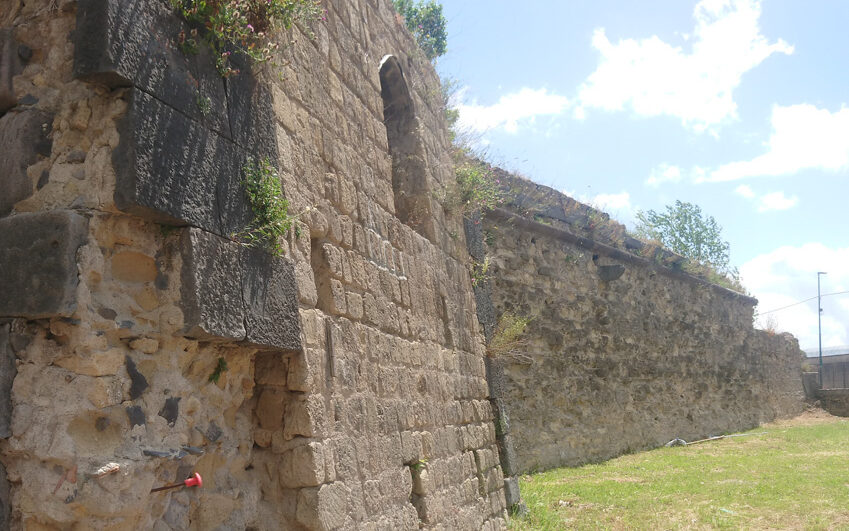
[379,55,435,240]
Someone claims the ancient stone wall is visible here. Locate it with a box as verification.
[0,0,808,527]
[479,173,805,473]
[0,0,507,529]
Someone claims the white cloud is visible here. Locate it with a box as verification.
[734,185,799,212]
[564,190,637,227]
[646,164,683,187]
[592,191,632,212]
[741,243,849,349]
[756,191,798,212]
[708,104,849,181]
[576,0,793,132]
[735,184,755,198]
[456,87,570,134]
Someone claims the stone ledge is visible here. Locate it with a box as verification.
[487,207,757,304]
[180,228,301,351]
[0,210,89,318]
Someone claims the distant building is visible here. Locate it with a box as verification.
[805,346,849,388]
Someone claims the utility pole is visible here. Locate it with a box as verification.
[818,271,827,387]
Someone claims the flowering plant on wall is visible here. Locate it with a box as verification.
[170,0,324,76]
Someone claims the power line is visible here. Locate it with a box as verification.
[755,290,849,317]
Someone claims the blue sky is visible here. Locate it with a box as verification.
[434,0,848,350]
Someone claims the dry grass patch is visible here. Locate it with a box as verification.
[511,409,849,530]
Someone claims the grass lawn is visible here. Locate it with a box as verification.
[510,410,849,530]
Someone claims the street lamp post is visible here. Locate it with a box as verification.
[818,271,827,387]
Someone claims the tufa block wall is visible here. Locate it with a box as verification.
[0,0,507,529]
[476,173,805,473]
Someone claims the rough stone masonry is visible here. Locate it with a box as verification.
[0,0,803,529]
[473,172,805,473]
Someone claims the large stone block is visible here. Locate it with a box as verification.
[114,89,252,237]
[73,0,229,134]
[0,109,54,215]
[180,228,301,351]
[241,246,301,351]
[180,228,246,341]
[0,210,88,318]
[225,55,277,160]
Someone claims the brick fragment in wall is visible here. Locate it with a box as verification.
[0,210,88,318]
[0,109,54,215]
[179,228,301,351]
[73,0,229,133]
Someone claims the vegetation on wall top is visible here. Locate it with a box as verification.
[392,0,447,60]
[170,0,324,76]
[453,160,504,218]
[635,200,744,292]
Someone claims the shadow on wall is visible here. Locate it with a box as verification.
[378,54,435,241]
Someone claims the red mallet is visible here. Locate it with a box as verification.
[150,473,203,493]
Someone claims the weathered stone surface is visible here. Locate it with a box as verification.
[225,56,278,160]
[0,322,14,438]
[1,28,26,114]
[113,89,252,237]
[54,349,124,377]
[111,251,157,282]
[179,228,246,341]
[597,264,625,281]
[296,482,350,531]
[485,178,804,473]
[180,228,301,350]
[0,109,54,215]
[0,461,9,531]
[73,0,229,133]
[0,210,88,318]
[503,476,525,515]
[241,246,302,352]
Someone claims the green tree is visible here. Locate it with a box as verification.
[392,0,447,60]
[635,200,731,273]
